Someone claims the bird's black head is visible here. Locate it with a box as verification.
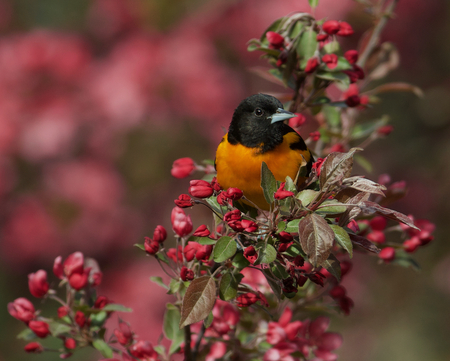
[228,94,295,152]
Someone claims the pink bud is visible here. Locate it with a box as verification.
[174,194,193,208]
[171,207,193,237]
[153,225,167,243]
[211,177,222,192]
[317,332,343,351]
[309,131,321,141]
[377,125,394,136]
[322,20,340,35]
[243,246,258,264]
[379,247,396,262]
[344,50,358,64]
[403,237,421,253]
[171,157,195,179]
[63,252,84,278]
[24,342,44,353]
[236,292,259,307]
[114,321,133,345]
[189,179,214,198]
[370,216,387,231]
[266,31,284,49]
[129,340,158,359]
[322,54,338,69]
[289,113,307,128]
[64,338,76,350]
[241,219,258,233]
[305,57,319,73]
[193,224,210,237]
[68,268,89,290]
[28,270,49,298]
[29,320,50,338]
[58,306,69,318]
[75,311,86,327]
[184,241,201,261]
[94,295,110,309]
[195,245,213,261]
[224,209,241,222]
[53,256,64,279]
[180,266,195,281]
[317,33,329,41]
[144,237,159,255]
[337,21,354,36]
[224,187,243,200]
[309,316,330,338]
[367,230,386,244]
[8,298,35,323]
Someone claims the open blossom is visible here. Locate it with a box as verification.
[28,270,49,298]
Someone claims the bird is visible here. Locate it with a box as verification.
[215,93,314,210]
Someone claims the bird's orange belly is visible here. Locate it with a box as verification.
[216,134,307,210]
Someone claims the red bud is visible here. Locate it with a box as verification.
[337,21,354,36]
[28,270,49,298]
[322,20,340,35]
[29,320,50,338]
[305,57,319,73]
[379,247,395,262]
[344,50,358,64]
[153,225,167,243]
[24,342,44,353]
[322,54,338,69]
[266,31,284,48]
[174,194,193,208]
[171,158,195,179]
[189,179,214,198]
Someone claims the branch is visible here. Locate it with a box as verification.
[357,0,399,67]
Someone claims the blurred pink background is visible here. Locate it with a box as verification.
[1,0,449,360]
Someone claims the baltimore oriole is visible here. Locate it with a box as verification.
[215,94,313,210]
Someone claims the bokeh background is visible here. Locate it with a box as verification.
[0,0,449,360]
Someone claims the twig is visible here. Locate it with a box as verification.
[192,323,206,360]
[184,325,192,361]
[357,0,399,68]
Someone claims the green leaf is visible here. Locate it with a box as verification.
[188,236,216,245]
[213,236,237,263]
[154,345,166,356]
[330,225,353,258]
[261,162,277,205]
[102,304,132,312]
[156,252,170,265]
[203,311,214,329]
[219,272,243,301]
[272,262,290,279]
[17,328,37,341]
[285,219,301,233]
[247,39,261,52]
[297,29,318,68]
[90,311,108,327]
[134,243,145,251]
[92,339,113,359]
[323,105,341,128]
[163,306,184,354]
[391,251,420,271]
[354,154,373,173]
[257,243,277,264]
[260,18,284,42]
[308,0,319,8]
[289,21,305,39]
[328,57,352,72]
[298,213,335,267]
[232,252,250,270]
[316,200,347,215]
[179,276,216,328]
[167,279,183,295]
[150,276,169,290]
[323,40,340,53]
[205,196,228,214]
[267,68,297,90]
[316,72,350,88]
[321,253,341,281]
[284,243,306,258]
[284,176,297,193]
[296,189,319,207]
[351,116,389,140]
[277,221,287,233]
[47,322,72,337]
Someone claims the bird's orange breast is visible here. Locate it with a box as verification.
[215,133,310,210]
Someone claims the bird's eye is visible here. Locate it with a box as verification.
[254,108,264,117]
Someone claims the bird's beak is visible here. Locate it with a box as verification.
[270,108,296,124]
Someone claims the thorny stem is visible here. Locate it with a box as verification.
[357,0,399,67]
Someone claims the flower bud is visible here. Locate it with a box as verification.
[403,237,421,253]
[114,322,133,345]
[64,338,76,350]
[236,292,259,307]
[129,340,158,359]
[288,113,306,128]
[345,95,361,107]
[337,21,354,36]
[8,298,35,323]
[266,31,284,49]
[63,252,84,278]
[347,219,359,233]
[29,320,50,338]
[316,33,329,41]
[153,225,167,243]
[68,268,89,290]
[28,270,49,298]
[377,125,394,136]
[144,237,159,255]
[91,272,102,287]
[171,207,193,237]
[224,209,241,222]
[193,224,210,237]
[379,247,395,262]
[53,256,64,279]
[278,231,293,243]
[329,285,347,299]
[274,182,294,200]
[322,20,340,35]
[211,177,222,192]
[305,57,319,73]
[180,266,195,281]
[224,188,243,200]
[58,306,69,318]
[243,246,258,264]
[189,179,214,198]
[75,311,86,327]
[344,50,358,64]
[370,216,387,231]
[322,54,338,69]
[171,157,195,179]
[309,131,321,141]
[174,194,193,208]
[241,219,258,233]
[195,245,213,261]
[228,220,244,232]
[24,342,44,353]
[367,230,385,244]
[216,192,228,206]
[94,295,109,309]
